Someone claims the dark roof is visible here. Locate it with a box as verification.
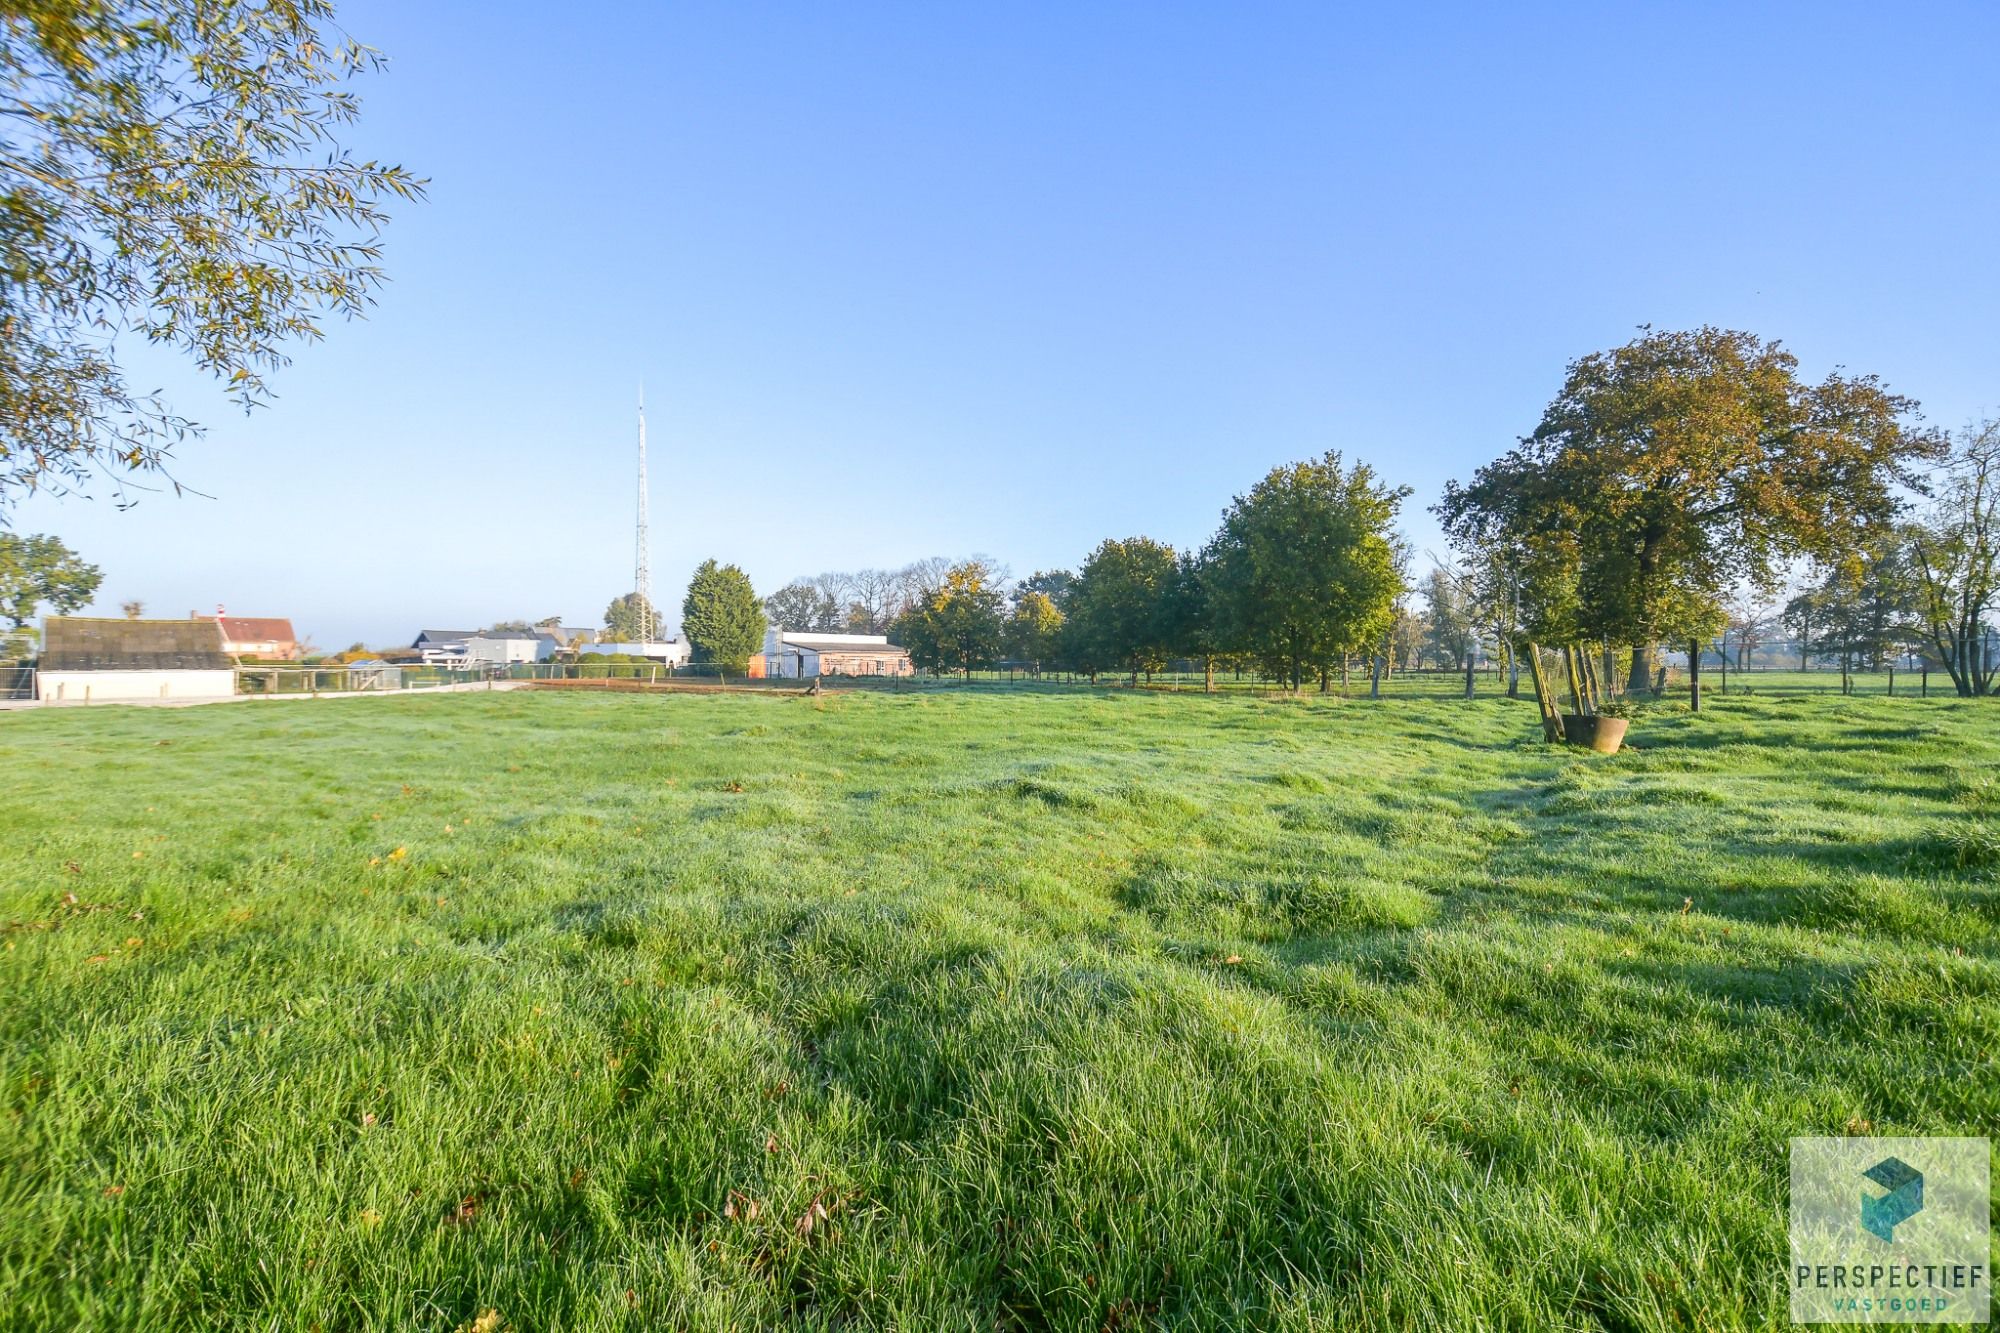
[412,629,476,647]
[42,617,233,671]
[781,636,908,654]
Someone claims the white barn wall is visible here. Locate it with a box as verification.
[39,670,237,703]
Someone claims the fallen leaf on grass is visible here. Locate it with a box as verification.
[387,847,408,863]
[358,1208,383,1228]
[445,1194,482,1226]
[721,1190,761,1221]
[1223,954,1243,965]
[453,1312,504,1333]
[764,1133,778,1154]
[360,1112,377,1128]
[102,1184,124,1197]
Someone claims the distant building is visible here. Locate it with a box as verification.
[461,631,560,665]
[763,629,914,679]
[195,611,301,660]
[411,628,564,666]
[540,624,599,648]
[344,658,404,690]
[411,629,478,666]
[580,638,691,667]
[37,616,236,703]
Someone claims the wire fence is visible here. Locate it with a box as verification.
[2,658,1983,704]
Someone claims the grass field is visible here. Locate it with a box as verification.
[2,687,1995,1330]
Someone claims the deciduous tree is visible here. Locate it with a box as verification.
[0,0,424,510]
[1440,328,1939,696]
[602,593,661,641]
[893,560,1004,679]
[1204,453,1409,692]
[1910,419,1999,696]
[0,533,101,626]
[1004,590,1063,674]
[1061,538,1177,684]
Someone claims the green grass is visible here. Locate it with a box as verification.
[1,687,1994,1331]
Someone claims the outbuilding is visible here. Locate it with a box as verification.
[763,630,914,678]
[37,617,237,703]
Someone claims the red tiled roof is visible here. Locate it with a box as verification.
[203,615,297,643]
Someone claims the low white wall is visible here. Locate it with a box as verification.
[39,669,237,703]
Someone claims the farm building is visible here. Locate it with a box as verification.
[37,617,236,703]
[195,612,301,659]
[763,630,914,678]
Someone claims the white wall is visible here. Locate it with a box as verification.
[39,670,237,703]
[463,637,554,664]
[583,640,692,666]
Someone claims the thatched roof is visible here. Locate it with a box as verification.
[41,617,233,671]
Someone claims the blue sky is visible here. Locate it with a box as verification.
[15,1,1999,647]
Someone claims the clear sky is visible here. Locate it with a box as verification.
[14,1,1999,648]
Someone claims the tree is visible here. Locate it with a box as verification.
[681,560,765,674]
[1796,547,1921,673]
[1439,328,1940,696]
[603,592,661,641]
[1060,538,1178,684]
[1910,419,1999,696]
[1019,569,1077,612]
[1004,590,1063,673]
[0,1,424,511]
[846,568,905,634]
[0,533,101,626]
[893,560,1004,679]
[1419,567,1477,670]
[1204,452,1409,692]
[1157,553,1220,690]
[765,580,841,633]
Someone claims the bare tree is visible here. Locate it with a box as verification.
[847,568,903,634]
[1910,418,1999,696]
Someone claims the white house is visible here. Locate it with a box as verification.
[580,638,692,667]
[461,631,560,665]
[37,616,237,703]
[410,629,559,666]
[763,629,914,678]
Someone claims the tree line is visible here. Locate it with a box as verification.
[745,327,1998,709]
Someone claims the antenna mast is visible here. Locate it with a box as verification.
[635,385,654,641]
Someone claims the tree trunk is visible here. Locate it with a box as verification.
[1463,651,1476,699]
[1688,639,1701,712]
[1204,657,1214,694]
[1563,646,1585,715]
[1525,643,1564,742]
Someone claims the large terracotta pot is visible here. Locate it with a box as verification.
[1560,713,1628,755]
